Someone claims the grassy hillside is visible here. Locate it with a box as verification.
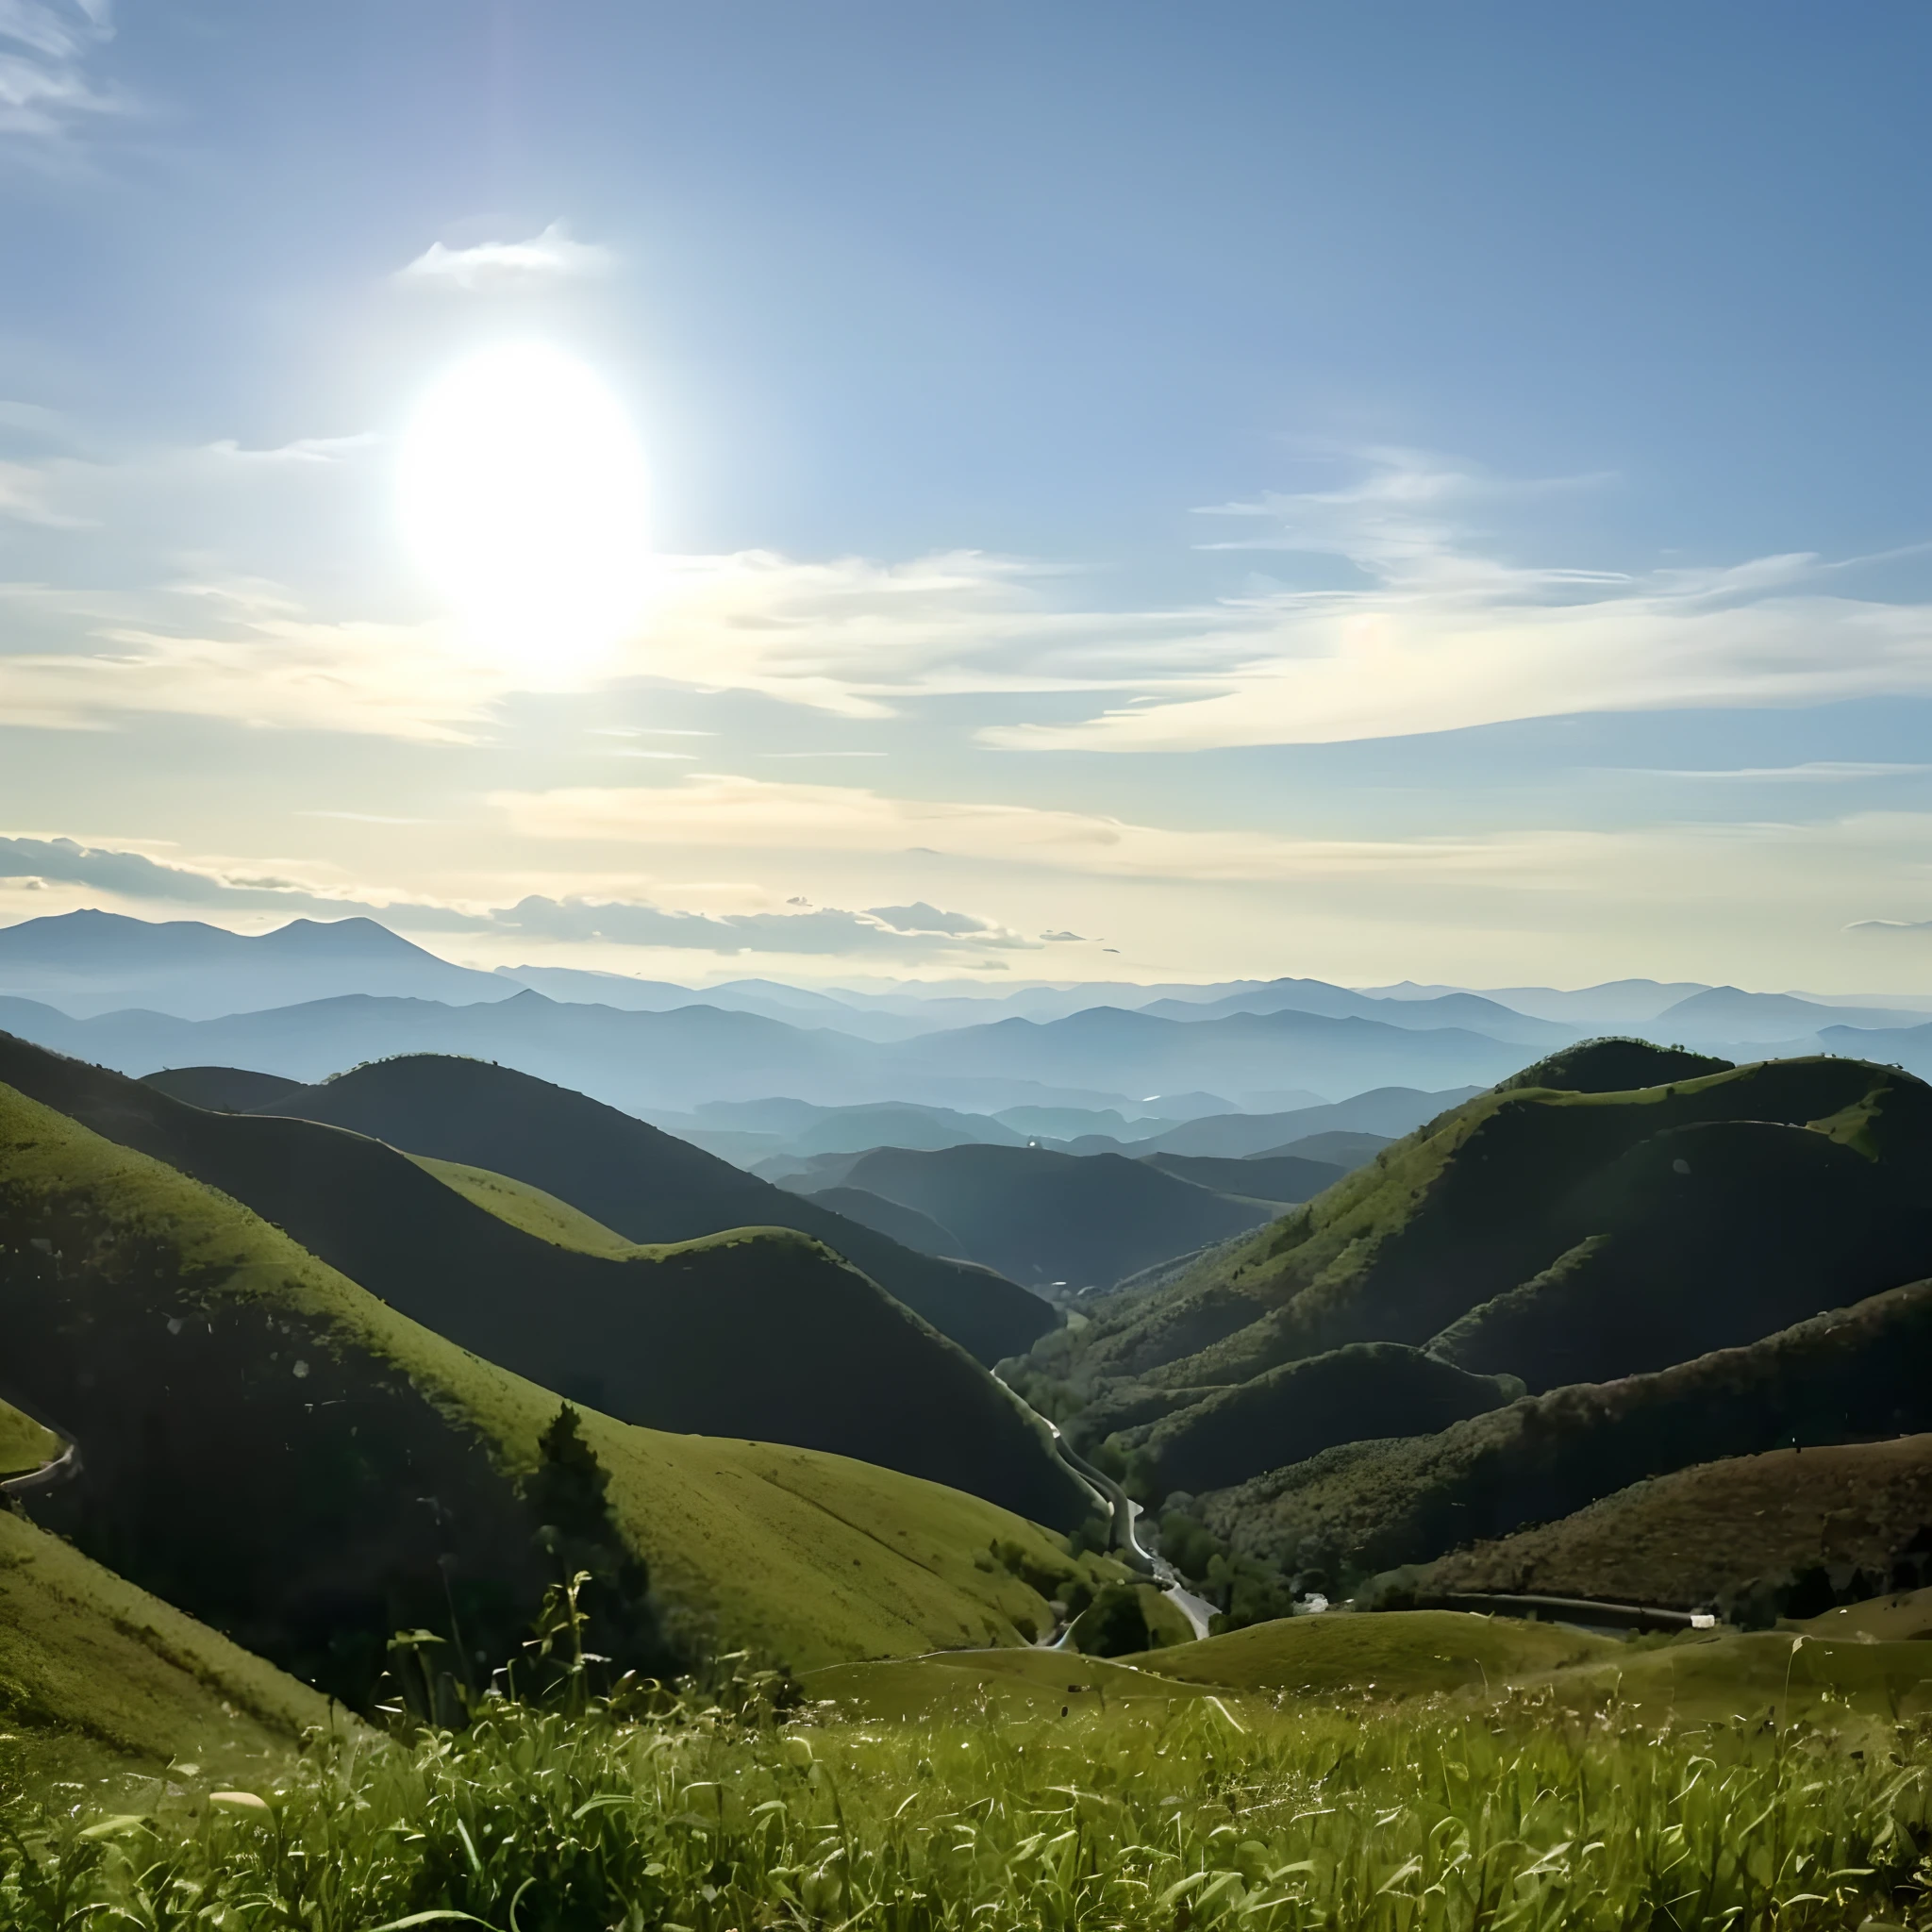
[0,1034,1087,1526]
[817,1142,1274,1291]
[1200,1279,1932,1583]
[0,1081,1120,1704]
[248,1053,1056,1366]
[409,1153,642,1257]
[1411,1435,1932,1619]
[1119,1342,1522,1496]
[0,1507,335,1776]
[1023,1048,1932,1508]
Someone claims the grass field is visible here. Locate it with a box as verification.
[0,1079,1123,1712]
[2,1674,1927,1932]
[808,1605,1932,1729]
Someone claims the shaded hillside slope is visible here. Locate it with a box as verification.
[0,1507,335,1775]
[0,1085,1119,1698]
[1119,1343,1522,1496]
[1200,1279,1932,1579]
[806,1186,965,1258]
[1410,1436,1932,1620]
[1031,1051,1932,1478]
[246,1054,1054,1366]
[142,1064,307,1112]
[816,1142,1274,1290]
[0,1036,1084,1525]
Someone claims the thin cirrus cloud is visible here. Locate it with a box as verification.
[8,438,1932,750]
[395,223,614,292]
[0,0,121,140]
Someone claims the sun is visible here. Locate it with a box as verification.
[397,342,650,673]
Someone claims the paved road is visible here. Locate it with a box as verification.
[995,1369,1215,1642]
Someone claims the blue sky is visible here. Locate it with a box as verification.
[4,0,1932,988]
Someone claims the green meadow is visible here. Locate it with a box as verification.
[3,1671,1929,1932]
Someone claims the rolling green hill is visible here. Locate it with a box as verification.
[1024,1046,1932,1507]
[0,1081,1121,1705]
[808,1142,1275,1291]
[0,1507,336,1777]
[0,1033,1085,1526]
[1199,1279,1932,1583]
[1409,1435,1932,1620]
[1128,1607,1618,1697]
[1118,1343,1522,1497]
[236,1054,1055,1366]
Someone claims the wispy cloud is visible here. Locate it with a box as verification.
[0,602,509,741]
[1639,762,1930,782]
[491,774,1524,884]
[0,0,122,142]
[396,222,614,292]
[11,435,1932,751]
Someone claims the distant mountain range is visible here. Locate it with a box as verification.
[8,907,1930,1060]
[0,982,1541,1118]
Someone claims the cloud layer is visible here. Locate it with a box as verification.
[396,223,614,292]
[8,440,1932,752]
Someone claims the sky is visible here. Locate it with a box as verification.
[4,0,1932,991]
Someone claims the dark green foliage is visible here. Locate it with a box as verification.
[1068,1581,1152,1656]
[1154,1507,1298,1632]
[523,1407,680,1688]
[251,1053,1056,1365]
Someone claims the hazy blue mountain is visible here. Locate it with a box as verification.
[497,965,936,1041]
[1363,978,1709,1026]
[1653,985,1932,1042]
[0,986,1531,1117]
[0,910,509,1019]
[1253,1129,1393,1171]
[1140,980,1576,1050]
[1128,1087,1487,1158]
[893,1007,1530,1102]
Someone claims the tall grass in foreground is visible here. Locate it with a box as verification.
[2,1690,1928,1932]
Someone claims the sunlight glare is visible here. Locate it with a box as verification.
[398,343,650,674]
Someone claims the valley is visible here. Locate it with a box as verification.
[3,912,1932,1928]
